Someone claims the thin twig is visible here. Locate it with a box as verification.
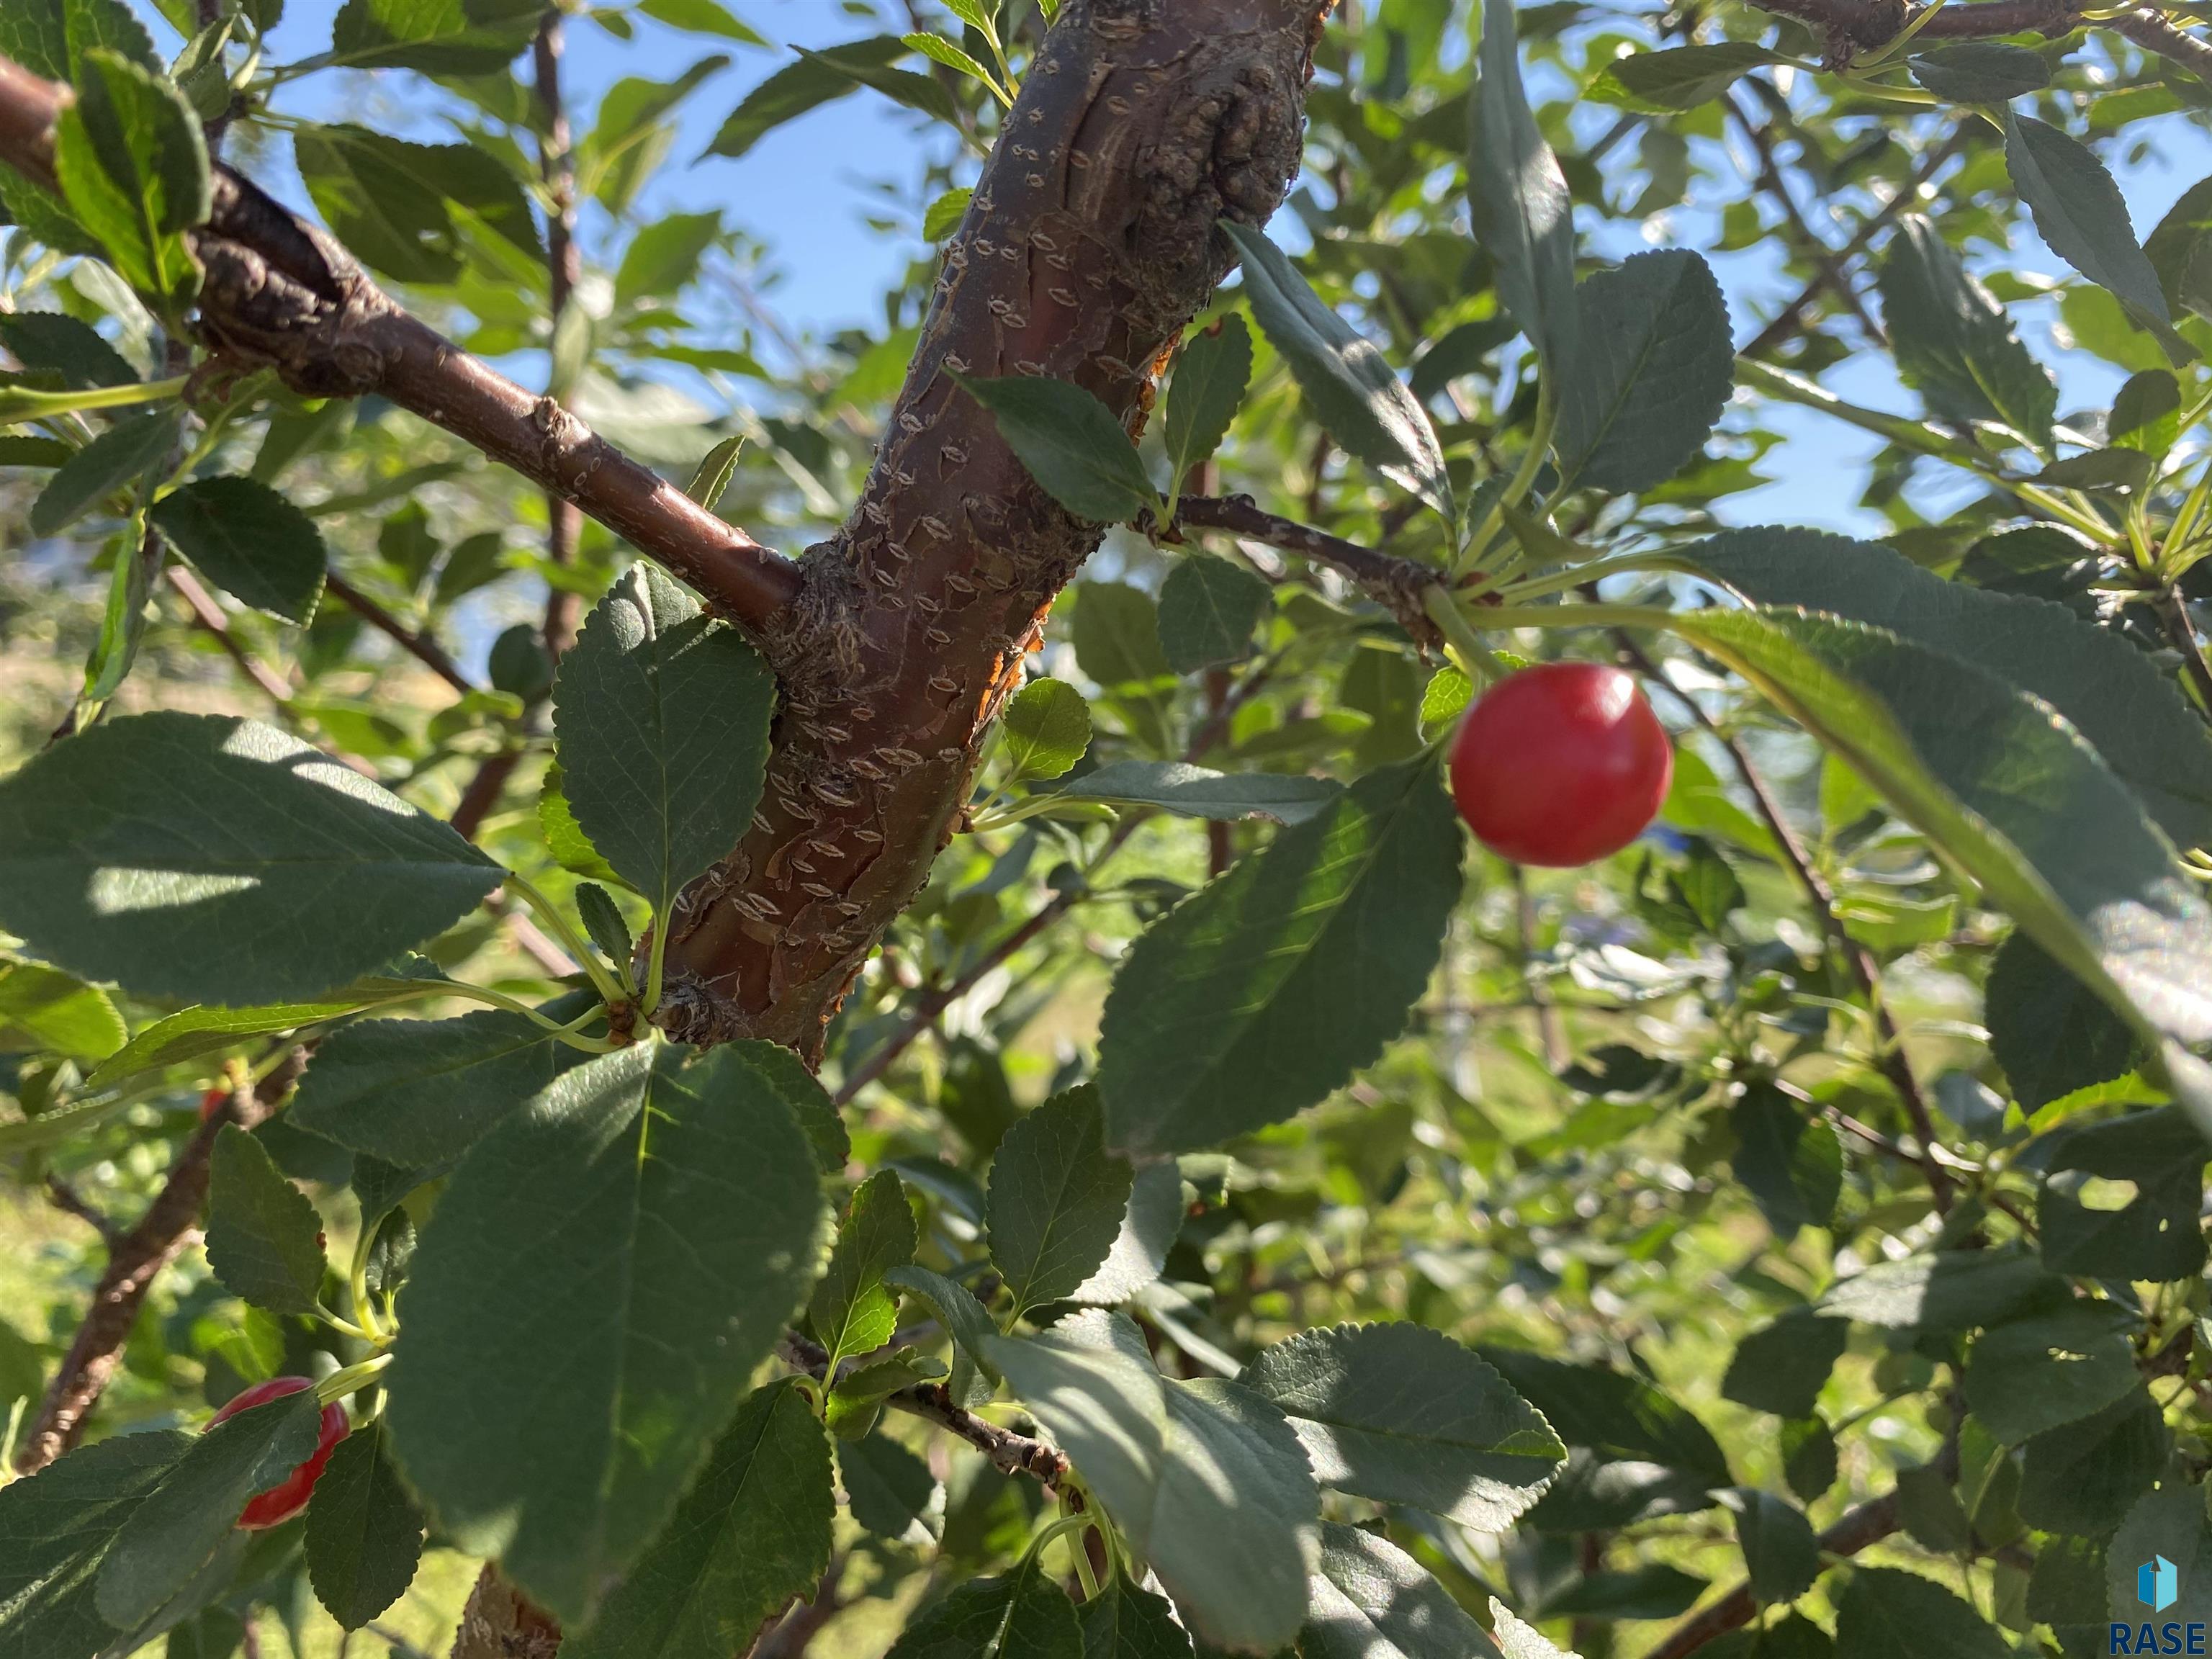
[2154,588,2212,716]
[532,10,585,662]
[321,572,475,694]
[1725,89,1885,345]
[166,565,293,703]
[780,1332,1068,1485]
[1171,494,1442,647]
[1644,1489,1902,1658]
[43,1175,117,1244]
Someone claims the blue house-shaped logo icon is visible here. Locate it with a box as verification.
[2141,1555,2180,1613]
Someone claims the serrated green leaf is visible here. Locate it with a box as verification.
[988,1310,1319,1653]
[1555,249,1732,494]
[703,37,909,159]
[0,713,502,1006]
[566,1379,832,1659]
[0,311,138,389]
[1730,1084,1842,1235]
[304,1417,425,1629]
[1069,1161,1184,1308]
[1097,752,1462,1156]
[30,408,175,534]
[52,50,208,316]
[2005,114,2189,362]
[1719,1489,1819,1605]
[1605,42,1783,109]
[150,475,328,623]
[884,1263,1002,1385]
[1721,1308,1848,1419]
[1220,222,1450,519]
[988,1084,1133,1313]
[328,0,541,75]
[810,1169,917,1371]
[552,563,776,921]
[1818,1247,2062,1331]
[885,1552,1082,1659]
[0,1429,188,1658]
[294,124,543,287]
[839,1431,938,1541]
[2037,1107,2208,1280]
[683,434,745,511]
[1157,554,1269,674]
[2107,1482,2212,1630]
[289,1009,595,1167]
[1163,316,1252,490]
[1303,1520,1501,1658]
[2018,1388,2166,1534]
[1467,0,1577,370]
[207,1124,328,1315]
[1490,1602,1578,1659]
[539,761,628,888]
[955,374,1159,524]
[96,1386,325,1628]
[0,0,160,82]
[1477,1348,1730,1483]
[1907,42,2050,101]
[384,1042,830,1624]
[1963,1303,2140,1444]
[1079,1574,1194,1659]
[1834,1566,2009,1659]
[1244,1322,1563,1529]
[0,957,123,1060]
[1001,678,1092,782]
[87,981,432,1089]
[1877,217,2056,441]
[1072,583,1172,688]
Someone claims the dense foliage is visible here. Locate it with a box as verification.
[3,0,2212,1655]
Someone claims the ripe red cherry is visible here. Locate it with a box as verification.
[206,1377,350,1529]
[1449,662,1673,866]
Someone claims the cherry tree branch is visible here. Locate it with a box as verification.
[778,1332,1069,1485]
[531,9,585,662]
[0,54,801,633]
[322,572,475,694]
[1645,1489,1902,1658]
[1169,494,1445,646]
[1740,0,2212,74]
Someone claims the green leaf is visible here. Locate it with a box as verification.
[988,1310,1320,1653]
[1219,222,1451,520]
[1875,217,2056,441]
[1893,1462,1969,1553]
[0,713,502,1005]
[988,1084,1133,1313]
[838,1431,938,1540]
[1907,42,2051,101]
[149,475,328,623]
[2016,1388,2165,1534]
[552,564,777,919]
[289,1010,596,1167]
[1303,1520,1501,1658]
[1477,1349,1730,1483]
[885,1554,1082,1659]
[1833,1566,2009,1659]
[1730,1084,1842,1235]
[791,43,960,130]
[304,1417,426,1629]
[1962,1302,2140,1444]
[1242,1322,1565,1529]
[566,1379,833,1659]
[293,125,544,286]
[615,210,721,308]
[1163,316,1252,490]
[1097,753,1462,1156]
[1665,606,2212,1129]
[207,1124,329,1316]
[830,1347,947,1410]
[1604,42,1783,109]
[86,982,431,1089]
[575,884,635,976]
[30,408,176,534]
[2108,1480,2212,1629]
[1719,1489,1820,1605]
[810,1169,918,1371]
[0,310,138,388]
[52,50,209,315]
[1676,529,2212,852]
[1157,554,1270,675]
[1818,1247,2062,1331]
[2037,1107,2208,1280]
[1055,762,1341,827]
[1467,0,1578,369]
[1781,1419,1837,1506]
[1490,1602,1579,1659]
[1543,1565,1706,1620]
[955,374,1159,524]
[884,1263,1002,1385]
[1555,249,1733,494]
[0,0,159,83]
[539,762,627,888]
[722,1038,850,1175]
[1721,1308,1848,1419]
[2004,114,2188,361]
[2113,367,2183,457]
[1072,582,1173,688]
[1069,1161,1184,1307]
[923,186,973,241]
[0,1429,188,1657]
[1988,933,2142,1117]
[634,0,762,42]
[0,957,123,1060]
[384,1042,830,1624]
[1000,678,1092,783]
[703,37,910,159]
[684,433,745,511]
[1079,1574,1195,1659]
[328,0,542,74]
[96,1385,325,1628]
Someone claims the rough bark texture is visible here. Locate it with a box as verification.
[655,0,1332,1053]
[450,1565,564,1659]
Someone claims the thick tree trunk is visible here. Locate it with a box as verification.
[653,0,1332,1053]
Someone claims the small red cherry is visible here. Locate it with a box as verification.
[1449,662,1673,867]
[198,1087,227,1125]
[206,1376,350,1529]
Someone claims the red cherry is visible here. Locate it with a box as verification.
[206,1376,350,1529]
[198,1087,228,1125]
[1449,662,1673,867]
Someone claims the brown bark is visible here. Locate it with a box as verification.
[533,9,585,662]
[655,0,1333,1052]
[14,1051,305,1473]
[450,1565,564,1659]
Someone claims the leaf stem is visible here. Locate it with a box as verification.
[316,1352,393,1403]
[1464,374,1556,572]
[424,979,614,1051]
[505,871,631,1004]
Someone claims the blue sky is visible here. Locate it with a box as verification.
[240,2,2212,536]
